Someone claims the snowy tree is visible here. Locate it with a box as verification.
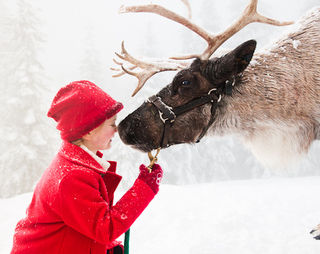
[0,0,57,198]
[79,24,105,85]
[0,1,13,86]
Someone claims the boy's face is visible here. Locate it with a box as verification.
[83,115,118,151]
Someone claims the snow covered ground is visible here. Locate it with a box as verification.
[1,176,320,253]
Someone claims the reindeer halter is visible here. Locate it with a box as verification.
[147,77,235,148]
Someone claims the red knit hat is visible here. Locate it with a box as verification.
[47,80,123,141]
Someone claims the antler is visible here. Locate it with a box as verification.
[181,0,192,19]
[113,0,293,96]
[119,0,293,60]
[112,41,189,97]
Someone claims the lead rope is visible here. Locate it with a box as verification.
[147,148,161,172]
[124,148,161,254]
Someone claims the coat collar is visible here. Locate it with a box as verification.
[79,144,110,172]
[58,141,119,175]
[59,142,122,203]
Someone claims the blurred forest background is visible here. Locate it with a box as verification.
[0,0,319,198]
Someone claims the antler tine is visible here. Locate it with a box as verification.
[119,1,293,61]
[111,57,137,78]
[181,0,192,19]
[200,0,294,59]
[111,66,137,78]
[122,66,159,97]
[119,4,211,50]
[112,58,123,66]
[112,41,189,96]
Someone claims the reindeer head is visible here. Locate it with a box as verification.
[113,0,292,152]
[118,40,256,152]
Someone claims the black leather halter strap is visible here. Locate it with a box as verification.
[147,83,232,148]
[147,77,236,148]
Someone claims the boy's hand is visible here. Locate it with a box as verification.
[137,164,163,194]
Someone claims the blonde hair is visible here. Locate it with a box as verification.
[72,139,83,146]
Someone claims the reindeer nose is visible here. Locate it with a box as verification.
[118,118,131,145]
[118,115,139,145]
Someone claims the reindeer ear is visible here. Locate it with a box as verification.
[231,39,257,73]
[202,40,256,83]
[211,40,256,81]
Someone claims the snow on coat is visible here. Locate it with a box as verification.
[11,141,155,254]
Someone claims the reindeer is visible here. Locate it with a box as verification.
[113,0,320,239]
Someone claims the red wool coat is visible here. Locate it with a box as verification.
[11,142,155,254]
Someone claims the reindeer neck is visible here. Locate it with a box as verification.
[214,9,320,137]
[208,9,320,168]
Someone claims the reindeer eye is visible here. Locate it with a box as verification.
[181,80,191,86]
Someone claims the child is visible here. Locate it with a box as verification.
[11,80,163,254]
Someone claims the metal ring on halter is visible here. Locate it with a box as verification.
[208,88,220,103]
[159,111,176,124]
[208,88,217,95]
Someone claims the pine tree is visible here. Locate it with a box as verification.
[79,24,105,85]
[0,0,56,198]
[0,0,12,90]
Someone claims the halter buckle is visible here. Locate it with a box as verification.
[159,111,176,123]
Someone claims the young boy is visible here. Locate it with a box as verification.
[11,80,163,254]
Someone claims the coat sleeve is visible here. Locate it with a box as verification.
[57,170,155,244]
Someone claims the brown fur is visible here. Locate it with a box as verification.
[215,8,320,166]
[118,8,320,167]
